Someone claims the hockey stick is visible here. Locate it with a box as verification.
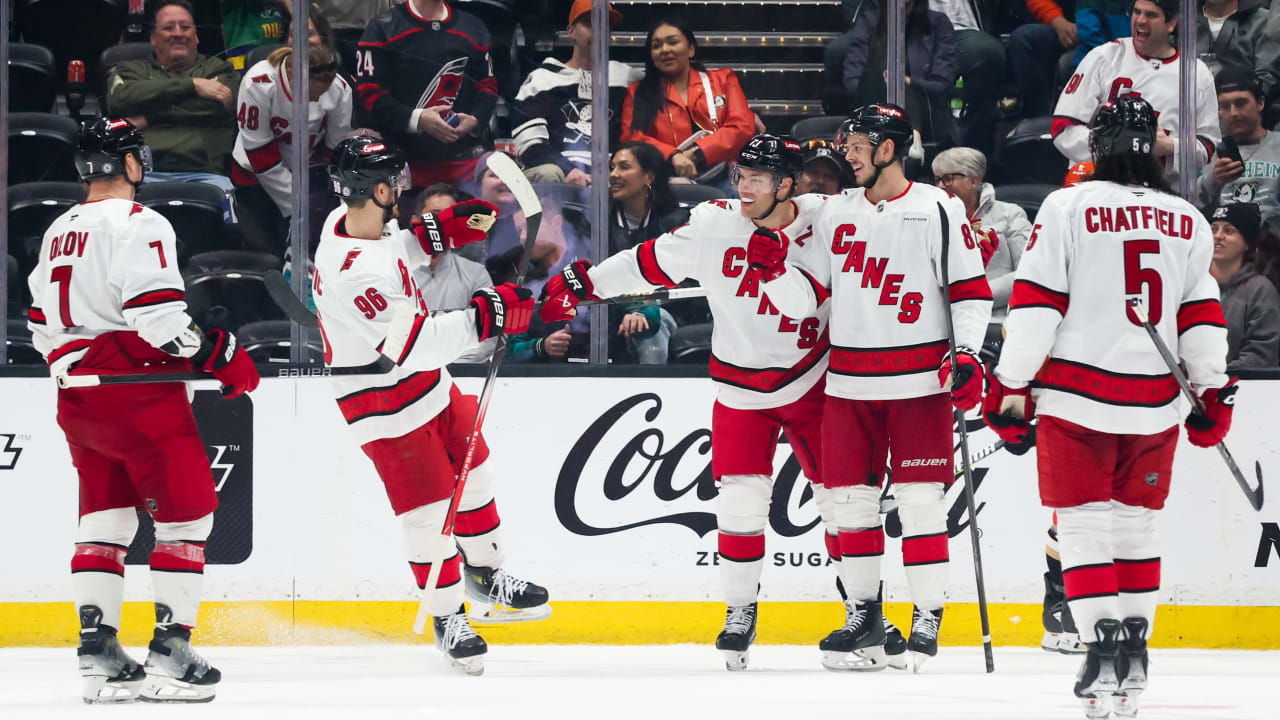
[411,152,542,635]
[265,269,709,330]
[1128,298,1264,511]
[55,355,394,388]
[937,201,995,673]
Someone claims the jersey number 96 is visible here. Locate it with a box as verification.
[354,288,389,319]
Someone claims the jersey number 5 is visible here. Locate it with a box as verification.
[1124,239,1162,326]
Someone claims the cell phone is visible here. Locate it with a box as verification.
[1219,137,1242,163]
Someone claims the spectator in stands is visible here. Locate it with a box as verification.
[1196,0,1270,82]
[1075,0,1131,62]
[1008,0,1078,118]
[932,146,1031,323]
[1208,202,1280,369]
[107,0,240,192]
[823,0,876,114]
[231,43,351,257]
[414,183,497,363]
[1199,68,1280,232]
[621,18,755,185]
[301,4,339,55]
[357,0,498,187]
[512,0,641,185]
[795,140,850,195]
[220,0,291,72]
[312,0,399,74]
[927,0,1009,155]
[460,152,564,282]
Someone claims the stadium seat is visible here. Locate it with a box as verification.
[5,320,44,365]
[183,251,285,333]
[98,42,154,100]
[7,113,80,184]
[8,43,57,113]
[18,0,127,94]
[669,182,727,209]
[136,182,231,266]
[994,184,1058,223]
[666,322,711,365]
[245,43,286,70]
[7,182,87,293]
[235,320,324,364]
[991,116,1068,186]
[789,115,846,144]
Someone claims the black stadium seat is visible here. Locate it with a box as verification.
[18,0,126,91]
[668,323,712,365]
[8,43,57,112]
[669,182,727,209]
[994,184,1058,223]
[98,42,154,101]
[245,43,286,71]
[789,115,846,144]
[235,320,324,364]
[7,113,80,184]
[182,251,285,333]
[7,182,87,295]
[6,320,44,365]
[136,182,230,266]
[991,116,1068,186]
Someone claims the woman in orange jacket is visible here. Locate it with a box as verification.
[621,18,756,182]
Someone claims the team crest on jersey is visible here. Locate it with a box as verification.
[1230,183,1260,204]
[340,250,362,271]
[416,56,468,109]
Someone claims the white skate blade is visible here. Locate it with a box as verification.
[467,602,552,624]
[910,650,936,673]
[444,653,485,676]
[885,651,909,671]
[721,649,749,671]
[1080,693,1112,719]
[138,675,216,703]
[821,645,887,672]
[1113,690,1140,718]
[82,675,143,704]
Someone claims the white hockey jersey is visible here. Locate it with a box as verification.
[587,195,831,410]
[996,180,1229,435]
[765,182,992,401]
[312,207,480,445]
[232,59,353,214]
[27,198,195,376]
[1052,39,1219,183]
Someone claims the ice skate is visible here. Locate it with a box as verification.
[1114,618,1149,718]
[715,603,757,671]
[883,614,908,670]
[465,564,551,623]
[819,599,888,672]
[77,606,145,704]
[434,605,487,676]
[139,618,220,703]
[1074,618,1122,719]
[1042,572,1086,654]
[906,605,943,673]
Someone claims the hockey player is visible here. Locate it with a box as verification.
[749,105,993,672]
[1051,0,1218,186]
[984,95,1232,718]
[28,118,260,703]
[312,135,541,674]
[540,134,840,671]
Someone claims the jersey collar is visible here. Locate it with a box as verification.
[407,0,451,24]
[1132,39,1179,65]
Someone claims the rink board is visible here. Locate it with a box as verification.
[1,375,1278,647]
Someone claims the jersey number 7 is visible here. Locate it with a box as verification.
[1124,239,1162,326]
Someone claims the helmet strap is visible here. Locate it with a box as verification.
[371,182,399,224]
[750,175,789,223]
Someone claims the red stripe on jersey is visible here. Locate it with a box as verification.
[636,239,678,288]
[454,499,501,537]
[71,543,127,576]
[1115,557,1161,593]
[395,314,428,365]
[1037,358,1178,407]
[358,27,425,48]
[336,369,442,424]
[709,330,829,392]
[1009,279,1070,315]
[1063,562,1118,600]
[949,274,993,303]
[797,267,831,306]
[476,77,498,96]
[231,162,259,187]
[245,142,282,172]
[447,29,490,52]
[410,552,461,589]
[1177,298,1227,335]
[823,532,840,561]
[123,288,185,310]
[28,307,47,325]
[838,526,885,558]
[718,531,766,562]
[48,339,92,366]
[1197,135,1216,161]
[902,532,949,566]
[150,541,206,573]
[830,340,948,377]
[358,86,391,112]
[1051,115,1085,137]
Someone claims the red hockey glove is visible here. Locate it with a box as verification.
[982,375,1035,447]
[193,330,260,398]
[938,349,985,411]
[471,283,534,341]
[539,259,598,323]
[978,228,999,268]
[412,199,499,255]
[1185,378,1237,448]
[746,227,790,281]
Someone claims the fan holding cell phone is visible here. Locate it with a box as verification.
[1198,68,1280,220]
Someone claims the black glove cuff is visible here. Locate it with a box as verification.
[1185,411,1214,431]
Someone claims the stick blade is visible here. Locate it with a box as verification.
[264,270,319,329]
[486,152,542,221]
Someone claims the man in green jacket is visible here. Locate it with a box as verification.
[107,0,239,192]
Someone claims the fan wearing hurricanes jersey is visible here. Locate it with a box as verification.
[751,105,993,673]
[541,134,840,671]
[27,118,260,704]
[985,96,1232,719]
[312,136,544,675]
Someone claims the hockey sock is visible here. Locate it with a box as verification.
[1057,502,1120,643]
[150,514,213,628]
[832,484,883,602]
[717,474,772,606]
[401,500,464,616]
[896,482,949,611]
[73,508,139,631]
[454,460,504,569]
[1112,501,1160,637]
[811,483,843,575]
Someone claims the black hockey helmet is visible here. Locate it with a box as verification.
[329,134,411,201]
[837,103,914,159]
[75,117,152,183]
[734,133,804,180]
[1089,94,1158,160]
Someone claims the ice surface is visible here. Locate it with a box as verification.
[2,645,1277,719]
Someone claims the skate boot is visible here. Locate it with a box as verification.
[883,614,909,670]
[906,605,944,673]
[1043,572,1086,654]
[1074,618,1122,719]
[1114,618,1149,718]
[465,564,552,623]
[433,604,487,676]
[714,603,757,671]
[139,612,220,703]
[819,599,887,672]
[77,605,145,704]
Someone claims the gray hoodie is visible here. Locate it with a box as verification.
[1219,263,1280,370]
[1197,128,1280,231]
[972,183,1032,323]
[1199,0,1272,90]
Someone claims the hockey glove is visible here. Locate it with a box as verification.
[982,375,1035,449]
[978,228,999,268]
[412,199,499,255]
[939,349,985,411]
[540,259,598,322]
[471,283,534,341]
[1185,378,1237,448]
[192,330,260,398]
[746,227,790,282]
